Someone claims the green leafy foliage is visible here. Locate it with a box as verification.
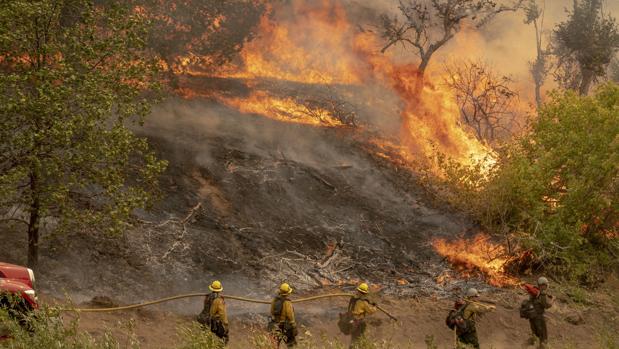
[176,322,226,349]
[432,84,619,284]
[0,0,167,269]
[552,0,619,95]
[0,306,138,349]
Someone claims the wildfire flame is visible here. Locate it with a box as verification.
[432,234,519,287]
[217,91,344,127]
[210,1,362,85]
[175,0,495,167]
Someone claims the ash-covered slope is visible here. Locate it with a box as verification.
[2,99,471,305]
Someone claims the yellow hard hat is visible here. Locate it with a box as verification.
[209,280,223,292]
[357,282,369,294]
[279,283,293,295]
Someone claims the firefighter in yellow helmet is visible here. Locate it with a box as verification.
[197,280,229,344]
[269,283,298,347]
[348,282,377,348]
[454,288,495,349]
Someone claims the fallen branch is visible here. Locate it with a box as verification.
[317,246,340,269]
[307,170,336,191]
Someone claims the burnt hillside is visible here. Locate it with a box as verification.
[2,98,473,305]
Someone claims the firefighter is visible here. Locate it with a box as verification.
[197,280,229,345]
[270,283,298,348]
[348,282,377,349]
[527,277,553,348]
[454,288,495,349]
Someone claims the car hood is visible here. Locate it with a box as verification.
[0,278,32,293]
[0,263,32,289]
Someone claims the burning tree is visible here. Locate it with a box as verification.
[380,0,523,96]
[133,0,265,86]
[443,60,518,143]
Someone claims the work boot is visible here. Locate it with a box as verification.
[525,337,537,346]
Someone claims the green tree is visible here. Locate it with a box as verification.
[553,0,619,95]
[523,0,550,109]
[508,84,618,282]
[0,0,167,270]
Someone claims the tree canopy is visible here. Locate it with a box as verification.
[0,0,167,269]
[553,0,619,95]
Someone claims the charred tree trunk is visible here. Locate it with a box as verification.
[534,75,543,108]
[415,57,430,98]
[27,169,41,271]
[579,68,595,95]
[531,16,546,110]
[163,56,179,90]
[532,44,545,108]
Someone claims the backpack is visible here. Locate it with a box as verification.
[445,303,473,333]
[197,293,218,325]
[272,296,285,319]
[445,309,458,330]
[268,296,286,332]
[520,298,537,319]
[338,297,359,335]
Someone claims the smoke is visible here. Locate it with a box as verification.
[157,0,619,153]
[346,0,618,103]
[145,98,394,178]
[142,0,619,194]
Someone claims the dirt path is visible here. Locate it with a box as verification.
[62,284,618,349]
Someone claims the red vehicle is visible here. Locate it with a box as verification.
[0,263,38,338]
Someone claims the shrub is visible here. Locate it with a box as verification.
[0,306,134,349]
[432,84,619,284]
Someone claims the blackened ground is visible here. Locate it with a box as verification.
[1,98,479,309]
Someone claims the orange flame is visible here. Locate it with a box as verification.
[211,1,362,84]
[176,0,494,167]
[432,234,519,287]
[217,91,344,127]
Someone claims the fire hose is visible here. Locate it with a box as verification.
[61,293,398,321]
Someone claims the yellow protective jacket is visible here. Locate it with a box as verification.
[351,296,377,320]
[462,299,493,325]
[271,295,296,328]
[209,295,228,327]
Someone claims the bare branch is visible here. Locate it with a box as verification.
[443,60,519,143]
[381,0,524,92]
